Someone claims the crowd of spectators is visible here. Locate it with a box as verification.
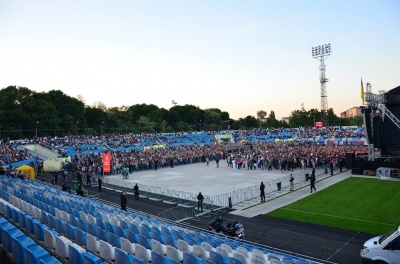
[0,127,368,181]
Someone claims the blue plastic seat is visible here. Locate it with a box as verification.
[25,216,38,236]
[96,218,105,229]
[18,211,27,229]
[227,258,242,264]
[183,251,202,264]
[96,227,108,242]
[129,223,139,234]
[2,226,25,253]
[126,230,138,243]
[131,254,146,264]
[40,210,48,225]
[164,235,177,248]
[24,244,51,264]
[70,216,78,227]
[87,223,97,237]
[105,222,115,233]
[152,250,171,264]
[210,251,228,264]
[75,228,87,246]
[140,226,151,239]
[107,232,121,248]
[120,220,129,230]
[138,234,151,249]
[39,256,62,264]
[152,230,164,244]
[78,218,87,232]
[115,247,134,264]
[48,214,57,229]
[34,222,46,242]
[56,218,66,234]
[12,234,36,264]
[65,223,76,240]
[115,225,126,238]
[68,243,86,264]
[82,251,103,264]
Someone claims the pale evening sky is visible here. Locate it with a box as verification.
[0,0,399,119]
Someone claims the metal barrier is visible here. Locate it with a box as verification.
[158,204,199,223]
[104,167,327,208]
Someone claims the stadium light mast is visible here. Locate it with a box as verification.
[312,43,331,127]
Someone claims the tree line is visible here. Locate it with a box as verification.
[0,86,362,140]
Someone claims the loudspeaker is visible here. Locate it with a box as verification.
[345,152,355,169]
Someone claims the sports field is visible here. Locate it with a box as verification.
[267,177,400,235]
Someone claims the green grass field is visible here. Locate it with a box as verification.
[267,177,400,235]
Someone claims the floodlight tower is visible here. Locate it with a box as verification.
[312,43,331,127]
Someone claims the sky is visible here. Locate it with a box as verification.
[0,0,399,120]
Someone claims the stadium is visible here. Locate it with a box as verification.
[1,1,400,264]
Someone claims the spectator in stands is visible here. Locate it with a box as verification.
[197,191,204,211]
[120,191,127,210]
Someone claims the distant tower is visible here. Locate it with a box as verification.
[312,43,331,127]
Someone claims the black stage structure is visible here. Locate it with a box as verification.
[351,84,400,176]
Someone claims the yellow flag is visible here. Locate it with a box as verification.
[361,78,365,104]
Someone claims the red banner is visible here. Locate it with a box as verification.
[315,122,323,128]
[103,153,111,173]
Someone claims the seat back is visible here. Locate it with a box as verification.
[152,239,167,255]
[232,253,248,264]
[65,223,76,240]
[44,228,58,249]
[107,232,121,248]
[135,243,152,262]
[193,244,210,259]
[86,233,100,252]
[75,228,87,246]
[185,251,203,264]
[121,237,135,254]
[138,234,151,249]
[99,240,115,260]
[201,242,214,252]
[210,250,227,264]
[164,235,177,248]
[55,235,72,258]
[228,257,243,264]
[115,247,134,264]
[152,251,168,264]
[166,245,183,262]
[68,243,86,264]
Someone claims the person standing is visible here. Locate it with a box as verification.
[310,171,316,193]
[215,153,220,168]
[260,182,266,202]
[289,174,295,191]
[133,183,139,200]
[121,191,127,211]
[98,177,102,192]
[86,172,91,186]
[75,179,84,196]
[197,192,204,211]
[330,160,334,176]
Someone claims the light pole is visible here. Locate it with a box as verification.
[76,121,78,136]
[312,43,331,127]
[101,122,104,135]
[35,121,39,139]
[199,120,202,131]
